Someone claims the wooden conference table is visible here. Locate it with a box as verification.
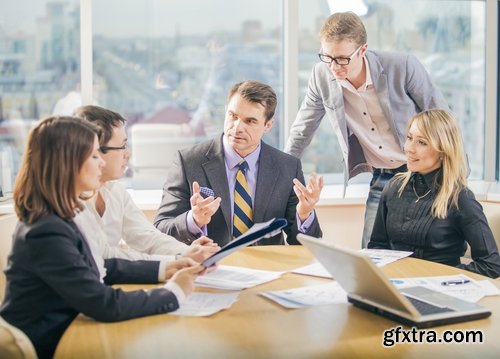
[54,246,500,359]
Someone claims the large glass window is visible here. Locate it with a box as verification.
[0,0,80,195]
[0,1,492,195]
[92,0,283,188]
[298,0,486,181]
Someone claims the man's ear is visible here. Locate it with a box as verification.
[360,43,368,56]
[264,118,274,133]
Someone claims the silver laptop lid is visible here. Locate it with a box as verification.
[297,234,420,318]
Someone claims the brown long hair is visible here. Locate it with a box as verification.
[14,116,99,224]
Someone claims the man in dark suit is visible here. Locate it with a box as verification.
[154,80,323,246]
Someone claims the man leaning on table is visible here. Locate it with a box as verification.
[154,80,323,246]
[284,11,449,249]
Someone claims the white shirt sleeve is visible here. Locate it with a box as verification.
[158,259,168,282]
[104,182,190,256]
[164,280,187,305]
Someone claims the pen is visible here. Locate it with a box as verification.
[441,279,471,286]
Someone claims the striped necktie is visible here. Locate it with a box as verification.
[233,160,254,238]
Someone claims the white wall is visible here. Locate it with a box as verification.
[145,201,500,251]
[144,204,366,250]
[315,204,365,250]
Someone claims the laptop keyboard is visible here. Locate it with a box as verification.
[404,295,454,315]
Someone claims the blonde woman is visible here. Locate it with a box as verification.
[368,109,500,278]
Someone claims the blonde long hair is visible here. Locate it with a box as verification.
[396,109,468,219]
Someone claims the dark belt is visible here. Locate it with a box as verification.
[373,164,407,175]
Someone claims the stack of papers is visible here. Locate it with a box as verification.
[260,282,347,309]
[195,265,284,290]
[171,292,240,316]
[390,274,500,303]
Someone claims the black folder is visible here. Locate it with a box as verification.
[202,218,287,267]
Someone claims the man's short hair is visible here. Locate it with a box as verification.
[227,80,277,123]
[319,11,367,46]
[73,105,126,147]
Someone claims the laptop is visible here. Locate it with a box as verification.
[297,234,491,328]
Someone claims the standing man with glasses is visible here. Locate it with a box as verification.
[285,11,449,248]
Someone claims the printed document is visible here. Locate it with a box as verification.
[195,265,284,290]
[170,292,240,316]
[390,274,500,303]
[358,248,413,267]
[260,282,347,309]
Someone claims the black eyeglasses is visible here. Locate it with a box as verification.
[318,45,362,66]
[99,143,129,154]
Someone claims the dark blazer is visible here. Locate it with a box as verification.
[154,135,322,246]
[368,171,500,278]
[0,214,179,359]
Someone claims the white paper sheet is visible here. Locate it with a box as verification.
[260,282,347,308]
[390,274,500,303]
[195,265,284,290]
[290,262,333,279]
[358,249,413,267]
[170,292,240,316]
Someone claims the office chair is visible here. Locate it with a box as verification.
[0,316,38,359]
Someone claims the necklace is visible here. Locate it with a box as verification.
[412,181,431,203]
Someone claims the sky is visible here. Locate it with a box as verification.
[0,1,481,40]
[0,0,324,38]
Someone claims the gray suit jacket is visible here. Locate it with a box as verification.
[154,135,322,246]
[285,50,449,185]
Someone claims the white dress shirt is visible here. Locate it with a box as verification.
[74,181,191,282]
[339,57,406,169]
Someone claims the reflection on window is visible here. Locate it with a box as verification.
[0,0,489,194]
[0,0,80,194]
[93,0,283,188]
[298,0,485,180]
